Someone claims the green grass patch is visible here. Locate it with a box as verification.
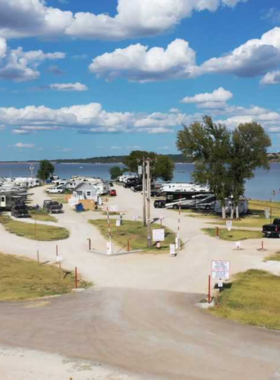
[202,228,263,241]
[264,251,280,262]
[210,270,280,330]
[0,215,69,241]
[89,219,178,252]
[30,210,57,223]
[47,194,67,204]
[0,252,90,301]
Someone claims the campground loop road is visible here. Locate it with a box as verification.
[0,184,280,379]
[0,288,280,380]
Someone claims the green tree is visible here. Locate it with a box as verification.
[154,155,174,181]
[177,116,271,219]
[124,150,157,173]
[110,166,125,180]
[37,160,55,181]
[124,150,174,181]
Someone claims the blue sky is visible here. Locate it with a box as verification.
[1,0,280,160]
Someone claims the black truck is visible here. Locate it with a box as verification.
[43,200,63,214]
[11,204,30,218]
[262,219,280,238]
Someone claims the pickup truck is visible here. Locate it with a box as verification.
[11,205,30,218]
[43,200,63,214]
[46,186,64,194]
[262,219,280,238]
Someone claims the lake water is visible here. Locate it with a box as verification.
[0,162,279,201]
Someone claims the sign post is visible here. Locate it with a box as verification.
[211,260,230,292]
[226,220,232,231]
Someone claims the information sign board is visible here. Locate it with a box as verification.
[226,220,232,231]
[152,229,165,242]
[211,260,230,280]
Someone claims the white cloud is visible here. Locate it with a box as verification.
[89,39,196,82]
[181,87,233,109]
[169,108,180,113]
[0,39,65,82]
[15,142,35,148]
[262,8,280,24]
[50,82,88,91]
[0,0,247,40]
[89,28,280,83]
[199,27,280,77]
[261,70,280,85]
[0,102,195,135]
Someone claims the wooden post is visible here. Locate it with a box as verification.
[208,275,211,303]
[75,267,78,289]
[87,238,91,250]
[37,248,40,263]
[142,159,146,227]
[216,227,219,238]
[127,240,130,252]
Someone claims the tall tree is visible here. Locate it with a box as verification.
[37,160,55,181]
[110,166,125,180]
[124,150,174,181]
[177,116,271,219]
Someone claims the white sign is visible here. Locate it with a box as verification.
[116,220,121,227]
[170,244,176,256]
[109,205,119,212]
[211,260,230,280]
[152,229,165,242]
[235,241,241,250]
[132,215,138,221]
[226,220,232,231]
[138,165,143,175]
[106,242,113,255]
[56,255,63,263]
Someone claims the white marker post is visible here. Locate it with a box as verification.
[170,244,177,257]
[226,220,232,231]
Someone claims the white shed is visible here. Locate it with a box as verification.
[72,183,99,201]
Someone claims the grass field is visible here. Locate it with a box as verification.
[0,215,69,241]
[203,228,263,241]
[0,252,90,301]
[47,194,67,204]
[264,252,280,262]
[30,210,57,223]
[89,219,178,252]
[210,270,280,330]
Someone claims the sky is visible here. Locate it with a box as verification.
[1,0,280,160]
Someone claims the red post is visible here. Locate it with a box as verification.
[208,275,211,303]
[75,267,78,289]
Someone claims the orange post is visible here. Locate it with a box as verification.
[75,267,78,289]
[208,275,211,303]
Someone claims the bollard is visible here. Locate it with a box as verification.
[156,242,161,250]
[216,227,220,238]
[37,249,40,264]
[208,275,211,303]
[56,245,61,269]
[87,238,91,250]
[261,241,264,251]
[75,267,78,289]
[127,240,130,252]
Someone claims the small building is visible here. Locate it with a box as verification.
[72,183,99,202]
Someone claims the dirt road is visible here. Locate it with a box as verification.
[1,288,280,380]
[1,184,280,379]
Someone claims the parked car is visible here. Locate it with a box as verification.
[154,200,166,208]
[262,219,280,238]
[110,189,117,196]
[46,185,65,194]
[43,200,63,214]
[11,204,30,218]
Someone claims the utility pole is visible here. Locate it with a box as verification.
[142,159,146,226]
[146,158,152,248]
